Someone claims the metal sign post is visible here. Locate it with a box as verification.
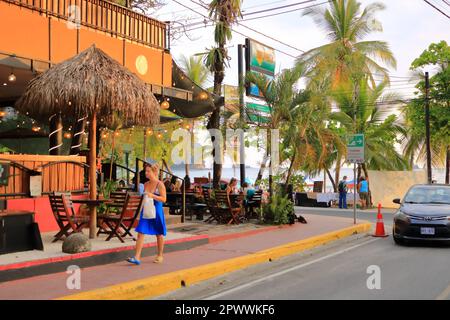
[353,162,357,224]
[347,134,365,225]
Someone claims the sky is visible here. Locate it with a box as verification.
[153,0,450,168]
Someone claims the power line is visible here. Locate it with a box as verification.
[423,0,450,19]
[172,0,300,58]
[188,0,306,53]
[173,0,330,28]
[243,1,331,22]
[243,0,318,16]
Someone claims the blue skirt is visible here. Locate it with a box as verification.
[135,200,167,236]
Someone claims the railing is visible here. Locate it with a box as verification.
[3,0,169,50]
[0,158,90,199]
[38,160,89,194]
[0,159,34,198]
[135,157,186,223]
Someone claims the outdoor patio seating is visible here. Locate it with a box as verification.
[202,188,220,223]
[97,193,144,243]
[214,190,245,225]
[165,192,183,215]
[48,193,90,243]
[104,191,128,214]
[186,193,207,221]
[245,190,263,219]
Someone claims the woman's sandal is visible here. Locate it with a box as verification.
[126,257,141,265]
[153,256,163,264]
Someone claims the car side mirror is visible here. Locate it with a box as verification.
[393,198,401,204]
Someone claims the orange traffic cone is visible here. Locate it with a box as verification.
[373,203,389,237]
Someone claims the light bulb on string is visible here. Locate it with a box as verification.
[8,70,16,82]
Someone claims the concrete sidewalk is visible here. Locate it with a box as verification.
[0,214,371,300]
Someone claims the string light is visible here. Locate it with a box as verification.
[114,131,120,136]
[161,100,170,110]
[64,132,72,139]
[32,126,40,132]
[199,92,208,100]
[0,111,5,117]
[8,71,16,83]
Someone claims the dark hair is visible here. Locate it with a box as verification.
[170,176,177,184]
[229,178,237,186]
[242,182,248,188]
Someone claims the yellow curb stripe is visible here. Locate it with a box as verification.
[58,222,371,300]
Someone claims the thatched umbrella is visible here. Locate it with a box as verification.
[15,45,160,238]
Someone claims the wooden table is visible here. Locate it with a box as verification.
[72,199,107,239]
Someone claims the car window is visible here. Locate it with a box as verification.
[404,186,450,204]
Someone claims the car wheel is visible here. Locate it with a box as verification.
[393,236,404,245]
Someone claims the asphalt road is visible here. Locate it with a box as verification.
[156,222,450,300]
[295,206,397,225]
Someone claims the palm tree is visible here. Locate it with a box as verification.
[179,55,210,87]
[282,86,346,191]
[330,78,409,203]
[246,65,304,192]
[297,0,396,88]
[204,0,243,188]
[179,54,211,180]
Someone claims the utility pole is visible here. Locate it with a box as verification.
[238,43,246,186]
[425,72,432,184]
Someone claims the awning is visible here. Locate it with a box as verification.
[162,60,223,120]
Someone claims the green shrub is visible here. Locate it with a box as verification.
[262,193,294,225]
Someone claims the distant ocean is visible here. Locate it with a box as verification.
[171,166,447,191]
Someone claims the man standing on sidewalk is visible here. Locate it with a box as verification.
[338,176,348,209]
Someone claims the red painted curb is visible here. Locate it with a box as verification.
[208,224,292,243]
[0,234,209,272]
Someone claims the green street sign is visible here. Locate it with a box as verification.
[248,113,270,124]
[246,102,271,114]
[347,134,365,163]
[347,134,364,148]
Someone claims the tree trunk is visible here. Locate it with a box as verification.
[70,117,86,155]
[334,154,342,191]
[255,153,269,186]
[285,150,296,191]
[208,39,225,189]
[326,168,337,192]
[446,146,449,185]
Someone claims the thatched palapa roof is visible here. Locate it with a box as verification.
[15,45,159,127]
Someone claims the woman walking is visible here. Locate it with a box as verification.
[127,164,167,265]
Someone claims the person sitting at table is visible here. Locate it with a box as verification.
[226,178,241,207]
[163,176,171,190]
[172,180,182,193]
[166,176,177,192]
[127,163,167,265]
[242,182,256,200]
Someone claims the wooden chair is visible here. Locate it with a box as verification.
[186,193,207,220]
[97,193,144,243]
[104,191,128,214]
[246,190,263,218]
[202,188,220,223]
[214,190,245,225]
[49,193,90,243]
